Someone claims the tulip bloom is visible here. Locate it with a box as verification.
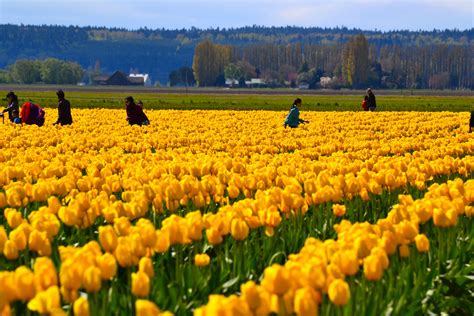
[99,225,118,253]
[230,218,249,241]
[73,297,90,316]
[83,266,102,293]
[261,264,290,296]
[132,271,150,297]
[139,257,155,278]
[136,300,161,316]
[332,204,346,217]
[414,234,430,253]
[328,279,350,305]
[195,254,211,267]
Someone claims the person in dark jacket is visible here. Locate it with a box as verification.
[2,91,19,122]
[366,88,376,111]
[284,98,309,128]
[53,89,73,125]
[469,109,474,133]
[125,96,149,126]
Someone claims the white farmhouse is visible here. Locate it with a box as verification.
[128,73,152,87]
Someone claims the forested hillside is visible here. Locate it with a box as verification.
[0,24,472,85]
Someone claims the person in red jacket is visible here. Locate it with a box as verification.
[20,101,45,126]
[125,96,149,126]
[361,95,369,111]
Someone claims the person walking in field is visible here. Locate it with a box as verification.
[53,89,73,125]
[284,98,309,128]
[125,96,150,126]
[2,91,19,122]
[366,88,376,111]
[469,108,474,133]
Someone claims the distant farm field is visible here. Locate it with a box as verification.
[0,86,473,111]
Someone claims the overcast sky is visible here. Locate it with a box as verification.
[1,0,472,31]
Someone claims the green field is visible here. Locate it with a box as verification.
[1,88,473,112]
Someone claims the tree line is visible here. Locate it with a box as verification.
[0,58,84,84]
[191,35,473,89]
[2,24,473,85]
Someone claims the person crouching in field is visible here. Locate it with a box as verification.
[284,98,309,128]
[125,96,150,126]
[53,89,73,126]
[20,101,45,126]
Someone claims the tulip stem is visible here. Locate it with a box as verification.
[278,295,287,316]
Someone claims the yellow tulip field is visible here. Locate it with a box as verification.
[0,109,473,315]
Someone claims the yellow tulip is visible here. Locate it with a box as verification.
[399,244,410,258]
[96,253,117,280]
[99,225,118,253]
[136,299,161,316]
[139,257,155,278]
[0,226,7,255]
[14,266,36,301]
[47,196,62,214]
[9,229,27,251]
[132,271,150,297]
[328,279,350,305]
[339,250,359,276]
[5,209,23,229]
[227,186,240,199]
[83,266,102,293]
[34,257,58,292]
[414,234,430,253]
[3,240,19,260]
[0,192,6,208]
[73,297,90,316]
[27,285,61,314]
[194,254,211,267]
[241,281,260,310]
[332,204,346,217]
[294,287,320,316]
[363,255,383,281]
[230,218,249,241]
[206,227,223,246]
[59,260,82,290]
[154,230,170,253]
[261,264,290,296]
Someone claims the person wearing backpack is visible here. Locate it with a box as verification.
[20,101,45,126]
[366,88,376,111]
[53,89,73,125]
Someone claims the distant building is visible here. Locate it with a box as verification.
[298,83,310,90]
[129,73,152,87]
[245,78,266,87]
[250,78,264,85]
[225,79,239,86]
[92,75,109,85]
[91,71,151,86]
[107,71,133,85]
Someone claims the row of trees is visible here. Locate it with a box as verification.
[191,36,473,89]
[0,58,84,84]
